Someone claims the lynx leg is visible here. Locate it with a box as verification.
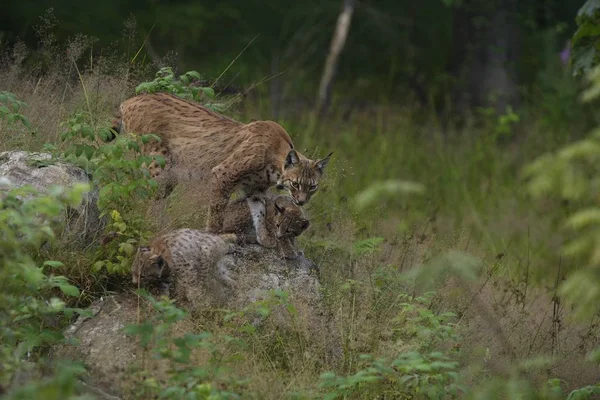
[278,237,299,260]
[170,250,206,305]
[242,234,260,244]
[207,172,234,233]
[154,169,178,199]
[215,256,235,287]
[246,195,277,248]
[207,148,268,233]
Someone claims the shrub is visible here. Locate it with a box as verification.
[0,182,92,397]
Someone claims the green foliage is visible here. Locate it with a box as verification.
[0,6,598,394]
[523,66,600,319]
[56,112,161,210]
[394,292,459,352]
[92,210,143,274]
[319,352,463,399]
[351,237,385,257]
[0,182,92,395]
[124,290,270,399]
[567,384,600,399]
[476,105,521,142]
[522,65,600,396]
[135,66,228,112]
[318,292,464,399]
[572,0,600,77]
[0,91,33,135]
[49,111,160,275]
[2,362,92,400]
[223,289,299,333]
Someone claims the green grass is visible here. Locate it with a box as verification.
[2,35,600,398]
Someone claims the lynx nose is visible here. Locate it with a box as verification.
[294,193,307,206]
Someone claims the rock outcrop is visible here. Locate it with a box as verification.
[0,151,104,246]
[53,244,337,398]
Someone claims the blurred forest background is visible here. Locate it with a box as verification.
[6,0,600,398]
[0,0,586,119]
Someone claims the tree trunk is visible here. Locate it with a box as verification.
[316,0,356,116]
[449,0,520,120]
[482,0,519,113]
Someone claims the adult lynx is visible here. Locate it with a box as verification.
[112,92,332,233]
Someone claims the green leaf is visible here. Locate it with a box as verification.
[119,242,135,256]
[93,260,105,272]
[256,306,271,317]
[186,70,202,80]
[84,145,96,160]
[42,143,58,152]
[127,141,141,152]
[352,237,385,256]
[201,87,215,98]
[59,283,80,297]
[565,208,600,230]
[238,324,256,334]
[141,134,152,144]
[577,0,600,23]
[66,183,90,207]
[572,20,600,44]
[153,155,166,169]
[98,128,113,142]
[43,260,65,269]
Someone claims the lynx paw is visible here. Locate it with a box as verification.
[257,236,278,249]
[283,250,300,260]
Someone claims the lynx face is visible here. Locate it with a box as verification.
[273,197,310,239]
[131,246,168,285]
[278,150,333,206]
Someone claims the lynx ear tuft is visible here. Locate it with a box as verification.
[315,152,333,174]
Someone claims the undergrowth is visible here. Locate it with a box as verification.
[2,14,600,399]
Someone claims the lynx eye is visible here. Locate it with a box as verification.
[309,184,318,192]
[291,181,300,189]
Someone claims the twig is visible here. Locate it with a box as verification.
[77,380,122,400]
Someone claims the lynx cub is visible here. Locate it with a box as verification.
[222,193,310,259]
[131,229,235,304]
[111,92,332,235]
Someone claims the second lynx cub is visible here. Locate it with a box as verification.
[222,193,309,259]
[131,229,235,306]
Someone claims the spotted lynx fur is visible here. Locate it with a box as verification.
[131,229,236,304]
[111,92,332,237]
[222,193,310,259]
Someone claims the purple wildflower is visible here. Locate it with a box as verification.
[560,43,570,66]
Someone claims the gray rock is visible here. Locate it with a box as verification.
[52,294,144,399]
[0,151,104,247]
[53,245,340,397]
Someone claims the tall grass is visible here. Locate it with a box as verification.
[2,15,600,397]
